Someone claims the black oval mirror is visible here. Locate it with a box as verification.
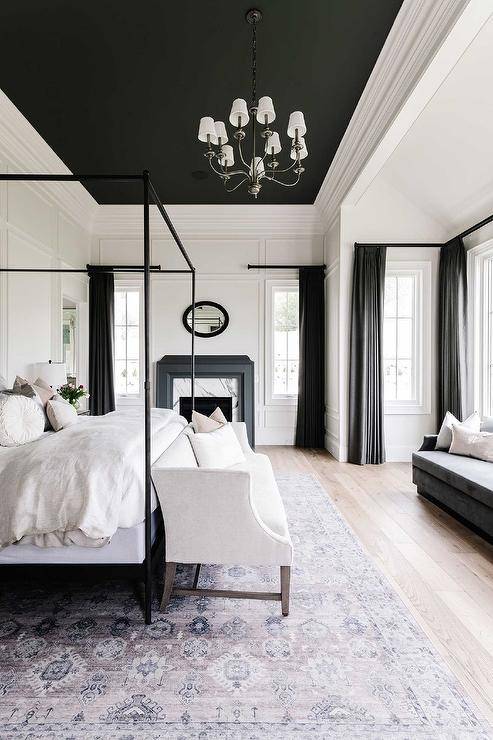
[182,301,229,338]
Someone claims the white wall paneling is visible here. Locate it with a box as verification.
[93,215,322,444]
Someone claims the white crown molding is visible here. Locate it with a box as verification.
[0,89,98,230]
[93,203,325,238]
[314,0,471,230]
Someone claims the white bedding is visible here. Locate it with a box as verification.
[0,408,186,548]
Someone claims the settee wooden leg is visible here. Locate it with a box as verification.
[161,562,177,611]
[192,564,201,589]
[281,566,290,616]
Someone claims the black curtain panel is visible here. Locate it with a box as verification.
[295,266,326,448]
[438,237,468,424]
[348,245,387,465]
[89,271,116,415]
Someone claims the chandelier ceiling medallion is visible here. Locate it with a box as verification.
[197,8,308,198]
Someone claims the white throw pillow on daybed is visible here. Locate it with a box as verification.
[46,399,78,432]
[449,423,493,463]
[0,393,45,447]
[435,410,481,451]
[191,406,228,432]
[189,423,245,468]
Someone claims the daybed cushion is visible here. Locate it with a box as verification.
[0,394,45,447]
[230,452,290,539]
[435,410,481,450]
[449,423,493,463]
[412,450,493,509]
[189,424,245,468]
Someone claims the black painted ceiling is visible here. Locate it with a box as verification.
[0,0,403,204]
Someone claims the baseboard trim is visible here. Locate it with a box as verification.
[256,428,296,446]
[386,445,416,462]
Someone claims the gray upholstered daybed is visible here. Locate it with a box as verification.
[412,419,493,541]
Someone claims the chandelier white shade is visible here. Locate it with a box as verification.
[198,117,217,144]
[287,111,306,138]
[220,145,235,168]
[257,96,275,124]
[265,131,282,154]
[291,136,308,159]
[214,121,228,144]
[229,98,249,128]
[197,9,307,198]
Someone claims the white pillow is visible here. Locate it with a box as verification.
[0,394,45,447]
[191,406,228,433]
[435,411,481,451]
[189,423,245,469]
[449,423,493,463]
[46,399,79,432]
[0,374,8,392]
[482,417,493,433]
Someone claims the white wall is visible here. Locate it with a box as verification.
[327,177,448,461]
[92,207,324,444]
[0,164,92,387]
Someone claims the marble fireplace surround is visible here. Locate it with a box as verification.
[156,355,255,446]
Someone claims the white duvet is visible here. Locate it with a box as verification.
[0,408,187,548]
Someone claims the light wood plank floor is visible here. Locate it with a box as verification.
[259,445,493,726]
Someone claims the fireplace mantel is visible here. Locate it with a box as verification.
[156,355,255,446]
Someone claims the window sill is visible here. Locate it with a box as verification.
[266,395,298,407]
[385,404,430,416]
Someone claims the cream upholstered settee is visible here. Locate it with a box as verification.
[152,422,293,615]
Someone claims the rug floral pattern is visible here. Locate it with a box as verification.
[0,473,490,739]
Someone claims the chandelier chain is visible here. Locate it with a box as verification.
[251,19,257,106]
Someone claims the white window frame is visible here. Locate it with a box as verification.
[468,238,493,418]
[384,261,431,415]
[114,282,144,405]
[265,280,299,406]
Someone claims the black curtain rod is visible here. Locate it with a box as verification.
[355,212,493,249]
[248,264,326,270]
[355,243,442,248]
[0,265,194,274]
[455,212,493,241]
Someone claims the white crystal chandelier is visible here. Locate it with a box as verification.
[197,8,307,198]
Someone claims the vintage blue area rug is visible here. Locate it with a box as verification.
[0,473,491,739]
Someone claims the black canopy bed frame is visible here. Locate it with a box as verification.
[0,170,196,624]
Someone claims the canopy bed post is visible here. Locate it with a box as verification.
[191,268,196,411]
[0,171,196,624]
[143,169,152,623]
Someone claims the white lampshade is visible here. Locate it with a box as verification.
[229,98,249,128]
[265,131,282,155]
[33,361,67,390]
[220,144,234,168]
[214,120,228,145]
[249,156,265,179]
[291,136,308,160]
[256,96,276,124]
[198,117,218,144]
[287,110,307,138]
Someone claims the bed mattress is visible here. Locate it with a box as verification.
[0,509,162,565]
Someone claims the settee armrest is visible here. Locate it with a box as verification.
[418,434,438,452]
[151,466,292,566]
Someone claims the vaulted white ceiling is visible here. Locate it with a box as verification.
[380,13,493,236]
